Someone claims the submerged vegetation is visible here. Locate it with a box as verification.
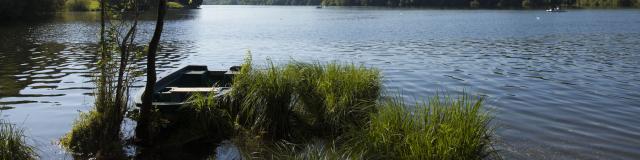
[176,54,497,159]
[0,119,37,160]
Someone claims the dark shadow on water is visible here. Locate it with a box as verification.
[131,105,232,160]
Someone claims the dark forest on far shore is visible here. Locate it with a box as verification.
[205,0,640,8]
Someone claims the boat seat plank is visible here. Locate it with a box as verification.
[167,87,220,93]
[184,70,207,75]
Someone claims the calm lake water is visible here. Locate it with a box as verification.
[1,6,639,159]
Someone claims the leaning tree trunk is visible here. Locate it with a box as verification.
[136,0,166,159]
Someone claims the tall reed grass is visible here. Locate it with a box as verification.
[229,56,381,140]
[0,120,37,160]
[233,95,495,160]
[345,95,496,159]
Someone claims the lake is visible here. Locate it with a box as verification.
[1,5,639,159]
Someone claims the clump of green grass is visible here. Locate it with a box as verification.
[0,120,37,160]
[347,95,495,159]
[229,55,381,140]
[167,2,185,9]
[233,60,298,140]
[177,92,234,143]
[242,95,495,160]
[284,62,381,136]
[59,110,101,157]
[59,110,125,159]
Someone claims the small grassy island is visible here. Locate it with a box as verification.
[58,54,497,159]
[191,56,497,159]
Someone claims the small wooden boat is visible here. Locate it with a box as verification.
[134,65,240,110]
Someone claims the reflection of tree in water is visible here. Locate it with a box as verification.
[0,27,68,101]
[0,24,195,105]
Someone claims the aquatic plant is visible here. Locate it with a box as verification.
[59,110,126,159]
[0,120,37,160]
[175,92,235,144]
[229,55,381,140]
[346,95,496,160]
[238,95,496,160]
[235,60,298,140]
[286,62,381,135]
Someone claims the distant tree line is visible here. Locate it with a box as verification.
[204,0,640,8]
[0,0,202,20]
[98,0,202,10]
[0,0,65,20]
[139,0,203,8]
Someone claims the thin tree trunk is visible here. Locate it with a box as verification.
[100,0,106,59]
[136,0,167,159]
[98,0,108,145]
[114,7,139,136]
[97,0,108,114]
[96,0,111,158]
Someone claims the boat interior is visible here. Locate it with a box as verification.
[145,65,238,107]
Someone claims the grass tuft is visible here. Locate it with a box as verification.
[229,55,381,140]
[59,110,125,159]
[285,62,381,136]
[184,92,235,140]
[346,95,495,159]
[59,110,101,157]
[0,120,37,160]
